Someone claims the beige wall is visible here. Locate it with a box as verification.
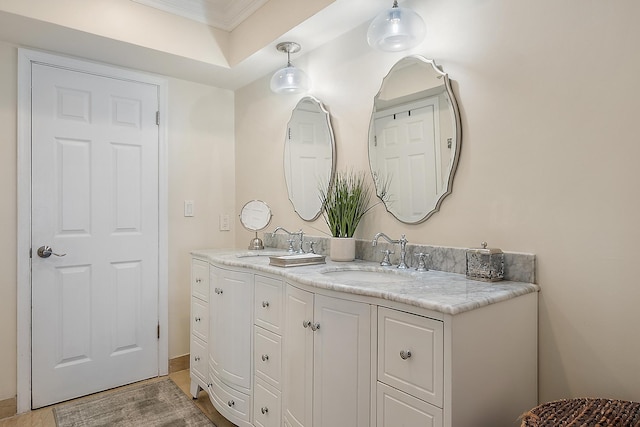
[0,41,235,401]
[235,0,640,403]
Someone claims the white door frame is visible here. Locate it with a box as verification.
[16,48,169,413]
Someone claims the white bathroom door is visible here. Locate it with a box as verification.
[30,63,160,408]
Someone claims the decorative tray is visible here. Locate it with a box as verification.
[269,253,326,268]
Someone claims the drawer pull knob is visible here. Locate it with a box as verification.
[261,354,269,362]
[262,301,270,308]
[400,350,412,360]
[194,356,200,362]
[195,316,201,322]
[195,278,201,283]
[228,400,235,407]
[261,406,269,414]
[215,288,223,294]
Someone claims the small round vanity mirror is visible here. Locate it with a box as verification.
[239,200,272,250]
[369,55,462,223]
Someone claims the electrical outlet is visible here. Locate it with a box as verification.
[219,214,230,231]
[184,200,194,217]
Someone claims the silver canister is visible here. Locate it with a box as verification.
[466,242,504,282]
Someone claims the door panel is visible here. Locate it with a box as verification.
[31,63,160,408]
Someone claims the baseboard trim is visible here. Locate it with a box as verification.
[0,396,17,420]
[169,354,190,373]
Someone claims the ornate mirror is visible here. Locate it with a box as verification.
[284,96,336,221]
[239,200,272,250]
[368,56,461,224]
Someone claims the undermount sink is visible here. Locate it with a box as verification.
[321,268,413,283]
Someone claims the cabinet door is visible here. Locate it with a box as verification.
[210,265,254,391]
[378,307,444,407]
[313,295,371,427]
[255,275,284,334]
[377,382,443,427]
[191,258,209,301]
[282,285,314,427]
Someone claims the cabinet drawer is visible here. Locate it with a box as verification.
[254,326,282,389]
[255,275,284,334]
[377,382,443,427]
[254,378,281,427]
[378,307,444,407]
[191,297,208,342]
[190,335,207,381]
[191,258,209,301]
[208,372,251,423]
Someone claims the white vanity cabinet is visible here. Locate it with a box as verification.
[208,264,254,427]
[189,257,209,398]
[190,252,538,427]
[283,284,372,427]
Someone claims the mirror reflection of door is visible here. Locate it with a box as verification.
[284,97,334,221]
[372,98,441,223]
[369,56,461,224]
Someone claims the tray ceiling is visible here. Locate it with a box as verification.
[131,0,269,31]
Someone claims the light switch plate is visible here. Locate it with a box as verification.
[219,214,230,231]
[184,200,194,217]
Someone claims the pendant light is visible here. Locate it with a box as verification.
[367,0,426,52]
[270,42,310,94]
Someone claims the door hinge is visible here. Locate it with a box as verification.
[157,323,160,339]
[156,111,160,126]
[29,248,32,258]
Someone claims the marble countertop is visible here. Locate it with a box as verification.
[192,249,539,316]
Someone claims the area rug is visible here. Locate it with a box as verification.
[53,378,215,427]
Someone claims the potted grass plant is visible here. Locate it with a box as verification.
[319,170,374,261]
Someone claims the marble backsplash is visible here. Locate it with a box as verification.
[262,233,536,284]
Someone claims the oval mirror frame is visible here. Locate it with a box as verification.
[284,96,336,221]
[368,56,462,224]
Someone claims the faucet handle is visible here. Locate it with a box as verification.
[414,253,429,272]
[286,238,296,253]
[307,241,317,254]
[379,249,394,267]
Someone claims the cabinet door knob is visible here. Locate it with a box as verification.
[195,316,201,322]
[195,278,201,283]
[400,350,412,360]
[261,354,269,362]
[194,356,200,362]
[310,322,320,331]
[228,400,235,407]
[262,301,270,308]
[261,406,269,414]
[215,287,223,294]
[302,320,312,328]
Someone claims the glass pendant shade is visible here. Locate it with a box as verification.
[270,64,309,94]
[270,42,310,94]
[367,1,426,52]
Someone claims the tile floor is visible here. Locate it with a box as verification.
[0,370,236,427]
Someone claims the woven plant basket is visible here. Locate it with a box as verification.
[521,398,640,427]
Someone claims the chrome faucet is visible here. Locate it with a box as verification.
[372,232,409,269]
[272,227,305,254]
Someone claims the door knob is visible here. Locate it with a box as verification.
[37,246,66,258]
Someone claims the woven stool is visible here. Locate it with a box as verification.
[521,398,640,427]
